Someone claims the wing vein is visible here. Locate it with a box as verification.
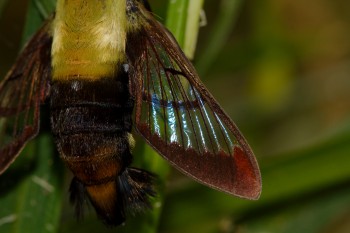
[171,70,201,152]
[213,112,234,155]
[190,86,216,153]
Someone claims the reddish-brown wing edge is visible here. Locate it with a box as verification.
[128,6,261,200]
[0,19,52,175]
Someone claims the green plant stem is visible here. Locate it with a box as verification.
[196,0,243,75]
[166,0,204,58]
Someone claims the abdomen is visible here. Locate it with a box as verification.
[50,76,133,184]
[50,72,155,225]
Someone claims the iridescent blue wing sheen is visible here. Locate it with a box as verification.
[127,4,261,199]
[0,20,52,174]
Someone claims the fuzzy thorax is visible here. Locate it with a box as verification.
[51,0,127,80]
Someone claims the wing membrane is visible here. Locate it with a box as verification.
[0,19,52,174]
[127,4,261,199]
[140,55,234,155]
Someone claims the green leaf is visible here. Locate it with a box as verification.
[33,0,56,18]
[0,134,64,233]
[21,0,55,45]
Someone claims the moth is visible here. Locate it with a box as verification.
[0,0,261,226]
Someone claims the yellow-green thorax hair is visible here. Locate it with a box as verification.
[51,0,128,81]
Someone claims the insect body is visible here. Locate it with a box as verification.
[0,0,261,226]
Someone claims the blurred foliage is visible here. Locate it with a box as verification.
[1,0,350,233]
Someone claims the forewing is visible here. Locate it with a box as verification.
[0,20,52,174]
[127,4,261,199]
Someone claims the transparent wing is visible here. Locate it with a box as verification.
[127,4,261,199]
[0,20,52,174]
